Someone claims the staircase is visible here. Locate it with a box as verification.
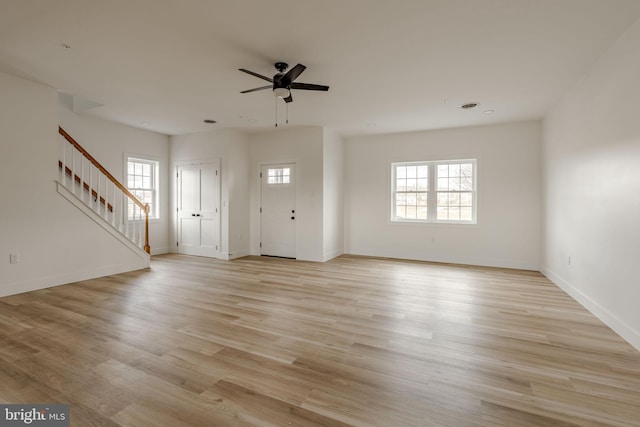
[56,126,151,259]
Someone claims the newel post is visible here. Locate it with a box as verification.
[144,203,151,254]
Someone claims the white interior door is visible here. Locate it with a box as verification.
[177,164,199,256]
[261,163,296,258]
[177,162,220,257]
[199,164,219,257]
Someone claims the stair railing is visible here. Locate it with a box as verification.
[58,126,150,254]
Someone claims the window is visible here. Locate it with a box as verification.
[391,159,476,223]
[436,162,475,221]
[127,157,159,220]
[267,167,291,184]
[393,163,429,220]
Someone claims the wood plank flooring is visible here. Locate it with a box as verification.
[1,254,640,426]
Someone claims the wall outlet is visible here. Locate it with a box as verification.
[9,252,20,264]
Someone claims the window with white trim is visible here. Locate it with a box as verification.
[127,157,159,220]
[391,159,476,223]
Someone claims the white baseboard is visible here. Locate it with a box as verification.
[0,261,149,298]
[541,265,640,352]
[150,247,171,256]
[323,248,344,262]
[345,248,539,271]
[222,249,250,260]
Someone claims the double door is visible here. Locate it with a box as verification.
[177,162,220,257]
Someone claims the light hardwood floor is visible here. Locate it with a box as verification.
[1,254,639,426]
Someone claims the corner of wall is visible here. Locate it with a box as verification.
[540,16,640,352]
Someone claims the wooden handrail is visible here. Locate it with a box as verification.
[59,126,150,254]
[59,127,146,211]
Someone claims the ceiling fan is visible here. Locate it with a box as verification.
[239,62,329,103]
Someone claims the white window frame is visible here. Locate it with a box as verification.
[391,159,477,224]
[125,155,160,220]
[266,166,292,186]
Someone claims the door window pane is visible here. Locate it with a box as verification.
[267,168,291,184]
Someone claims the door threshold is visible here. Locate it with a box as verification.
[260,255,296,260]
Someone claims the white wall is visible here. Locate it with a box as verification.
[171,129,250,258]
[225,132,251,258]
[542,18,640,350]
[345,121,541,270]
[322,128,344,261]
[58,95,171,254]
[248,127,324,262]
[0,71,149,297]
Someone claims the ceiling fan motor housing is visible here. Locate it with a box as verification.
[273,74,288,89]
[274,62,289,73]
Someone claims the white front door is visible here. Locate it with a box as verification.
[260,163,296,258]
[177,162,220,257]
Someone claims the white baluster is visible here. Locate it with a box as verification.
[118,191,122,233]
[89,163,93,208]
[71,146,77,195]
[87,166,91,206]
[131,203,135,243]
[123,197,127,237]
[80,157,86,202]
[121,191,125,233]
[105,179,109,221]
[126,197,131,239]
[62,142,67,187]
[140,205,144,248]
[58,137,63,182]
[138,204,143,247]
[111,182,116,227]
[61,139,67,187]
[140,204,144,248]
[96,172,101,215]
[100,174,106,219]
[135,204,140,246]
[113,188,118,230]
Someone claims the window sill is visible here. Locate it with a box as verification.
[390,219,478,227]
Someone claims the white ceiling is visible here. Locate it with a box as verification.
[1,0,639,137]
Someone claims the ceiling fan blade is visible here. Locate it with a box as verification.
[291,82,330,91]
[240,85,272,94]
[284,93,293,103]
[283,63,306,83]
[238,68,272,83]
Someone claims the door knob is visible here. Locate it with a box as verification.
[196,214,201,217]
[291,209,295,213]
[192,213,196,216]
[291,216,295,220]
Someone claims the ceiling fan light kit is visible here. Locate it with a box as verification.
[273,87,290,99]
[239,62,329,126]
